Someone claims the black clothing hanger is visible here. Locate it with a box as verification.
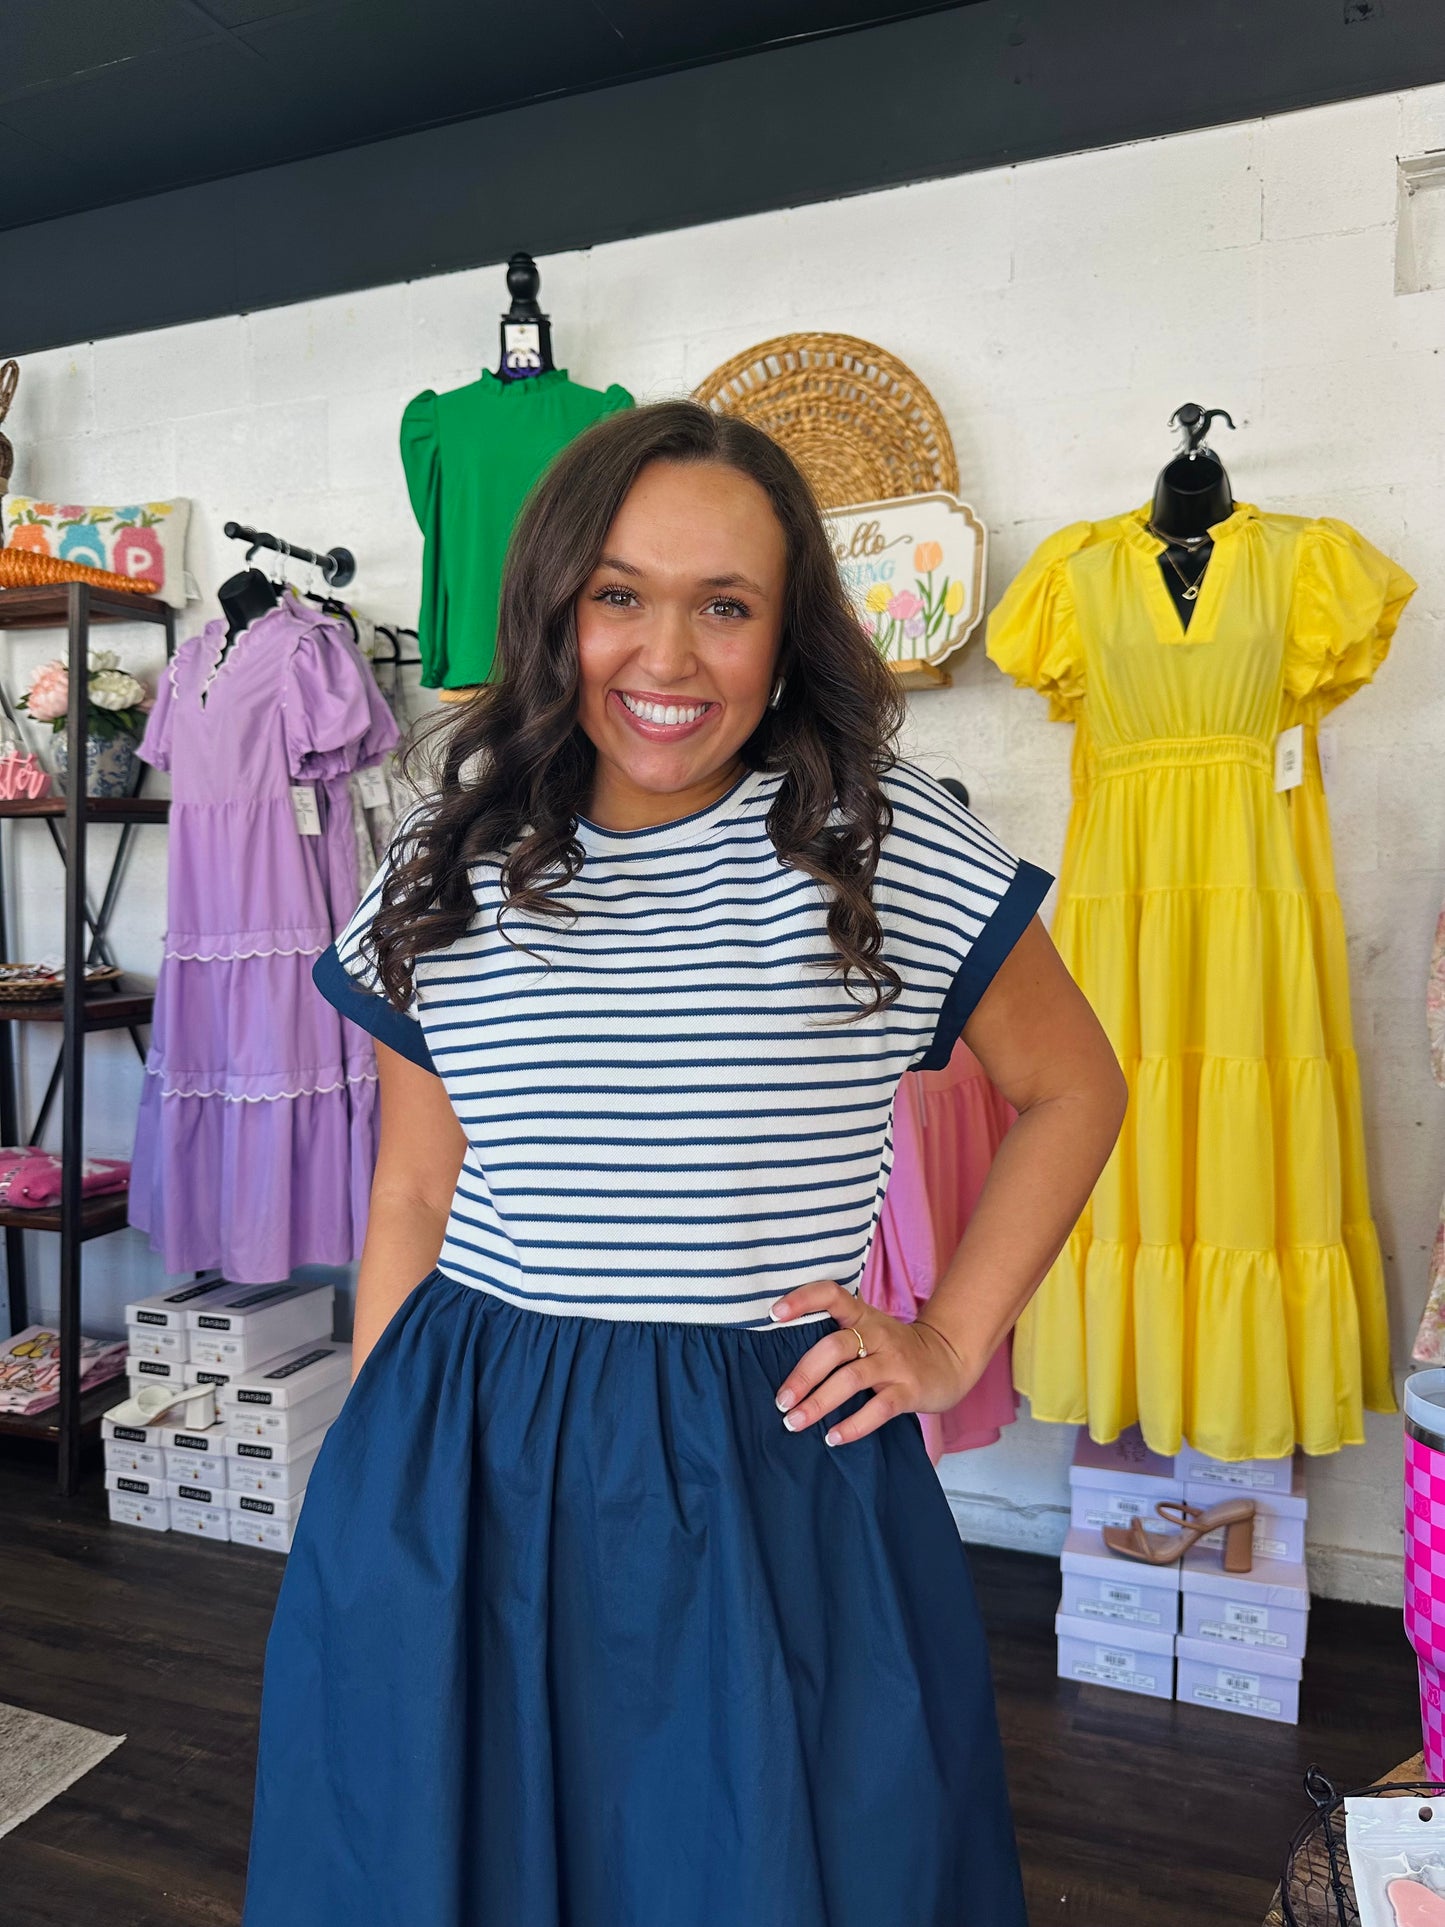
[494,253,556,382]
[1148,403,1237,630]
[371,624,423,714]
[302,588,360,646]
[373,624,423,668]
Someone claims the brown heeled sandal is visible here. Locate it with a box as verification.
[1102,1496,1258,1574]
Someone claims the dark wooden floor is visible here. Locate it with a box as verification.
[0,1438,1423,1926]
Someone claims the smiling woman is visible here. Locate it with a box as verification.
[356,397,916,1020]
[240,399,1126,1927]
[573,457,787,823]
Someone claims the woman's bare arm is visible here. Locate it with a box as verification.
[915,914,1127,1381]
[770,914,1128,1442]
[349,1040,468,1383]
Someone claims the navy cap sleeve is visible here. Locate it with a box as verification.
[876,764,1054,1072]
[314,800,439,1075]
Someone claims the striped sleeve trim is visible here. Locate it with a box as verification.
[912,857,1054,1071]
[312,941,437,1074]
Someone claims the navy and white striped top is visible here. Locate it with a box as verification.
[314,760,1051,1328]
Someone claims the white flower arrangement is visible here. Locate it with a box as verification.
[18,646,154,738]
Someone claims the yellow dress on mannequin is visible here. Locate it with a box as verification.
[987,503,1414,1460]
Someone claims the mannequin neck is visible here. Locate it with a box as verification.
[1150,454,1233,543]
[218,568,280,640]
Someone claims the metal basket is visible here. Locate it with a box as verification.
[1281,1767,1445,1925]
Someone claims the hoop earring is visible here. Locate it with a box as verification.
[768,675,785,711]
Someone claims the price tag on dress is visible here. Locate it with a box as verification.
[354,763,390,809]
[1274,724,1304,791]
[290,784,321,836]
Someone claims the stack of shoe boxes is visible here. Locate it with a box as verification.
[1056,1430,1184,1700]
[103,1276,348,1552]
[221,1340,351,1552]
[1056,1429,1310,1721]
[1172,1445,1310,1725]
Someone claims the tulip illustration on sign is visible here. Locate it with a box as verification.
[826,493,987,670]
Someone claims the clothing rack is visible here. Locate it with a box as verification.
[222,520,356,589]
[373,624,422,669]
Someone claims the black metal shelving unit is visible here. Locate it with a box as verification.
[0,581,175,1494]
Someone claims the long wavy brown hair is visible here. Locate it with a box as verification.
[369,398,908,1021]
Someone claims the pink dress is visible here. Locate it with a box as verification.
[860,1038,1019,1464]
[128,590,399,1281]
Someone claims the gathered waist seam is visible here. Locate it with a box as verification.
[1090,735,1273,778]
[424,1265,842,1335]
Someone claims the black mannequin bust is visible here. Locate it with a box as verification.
[1148,405,1236,629]
[216,566,280,658]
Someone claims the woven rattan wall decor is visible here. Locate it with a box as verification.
[694,334,985,687]
[693,333,958,506]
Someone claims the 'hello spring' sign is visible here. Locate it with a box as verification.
[824,492,987,671]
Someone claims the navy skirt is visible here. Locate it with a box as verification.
[240,1267,1027,1927]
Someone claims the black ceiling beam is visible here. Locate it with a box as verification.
[3,0,1444,356]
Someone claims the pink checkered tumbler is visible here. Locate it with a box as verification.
[1404,1371,1445,1777]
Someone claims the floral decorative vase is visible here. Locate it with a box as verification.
[51,729,139,798]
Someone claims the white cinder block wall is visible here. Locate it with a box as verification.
[7,86,1445,1603]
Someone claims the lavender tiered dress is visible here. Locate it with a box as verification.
[128,590,400,1281]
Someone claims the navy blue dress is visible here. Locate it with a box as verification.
[240,760,1048,1925]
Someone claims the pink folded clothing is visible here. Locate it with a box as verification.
[0,1147,130,1208]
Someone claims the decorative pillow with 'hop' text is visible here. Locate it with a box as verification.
[3,497,191,608]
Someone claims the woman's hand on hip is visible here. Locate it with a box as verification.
[768,1280,974,1447]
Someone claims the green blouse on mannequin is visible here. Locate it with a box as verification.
[399,367,634,691]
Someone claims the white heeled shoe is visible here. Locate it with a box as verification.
[105,1381,217,1430]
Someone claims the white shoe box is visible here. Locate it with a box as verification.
[188,1282,335,1372]
[170,1497,230,1539]
[103,1434,167,1479]
[105,1466,167,1502]
[1059,1528,1180,1634]
[226,1485,306,1525]
[1179,1547,1310,1661]
[1056,1610,1175,1699]
[225,1434,324,1500]
[183,1349,298,1392]
[221,1340,350,1416]
[229,1509,298,1554]
[125,1352,187,1388]
[103,1410,169,1444]
[1069,1426,1184,1532]
[166,1474,227,1508]
[162,1420,229,1476]
[1174,1633,1302,1724]
[222,1374,347,1445]
[107,1487,169,1531]
[167,1452,228,1488]
[126,1322,189,1363]
[124,1272,228,1329]
[1185,1457,1308,1566]
[223,1413,333,1463]
[1174,1445,1300,1493]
